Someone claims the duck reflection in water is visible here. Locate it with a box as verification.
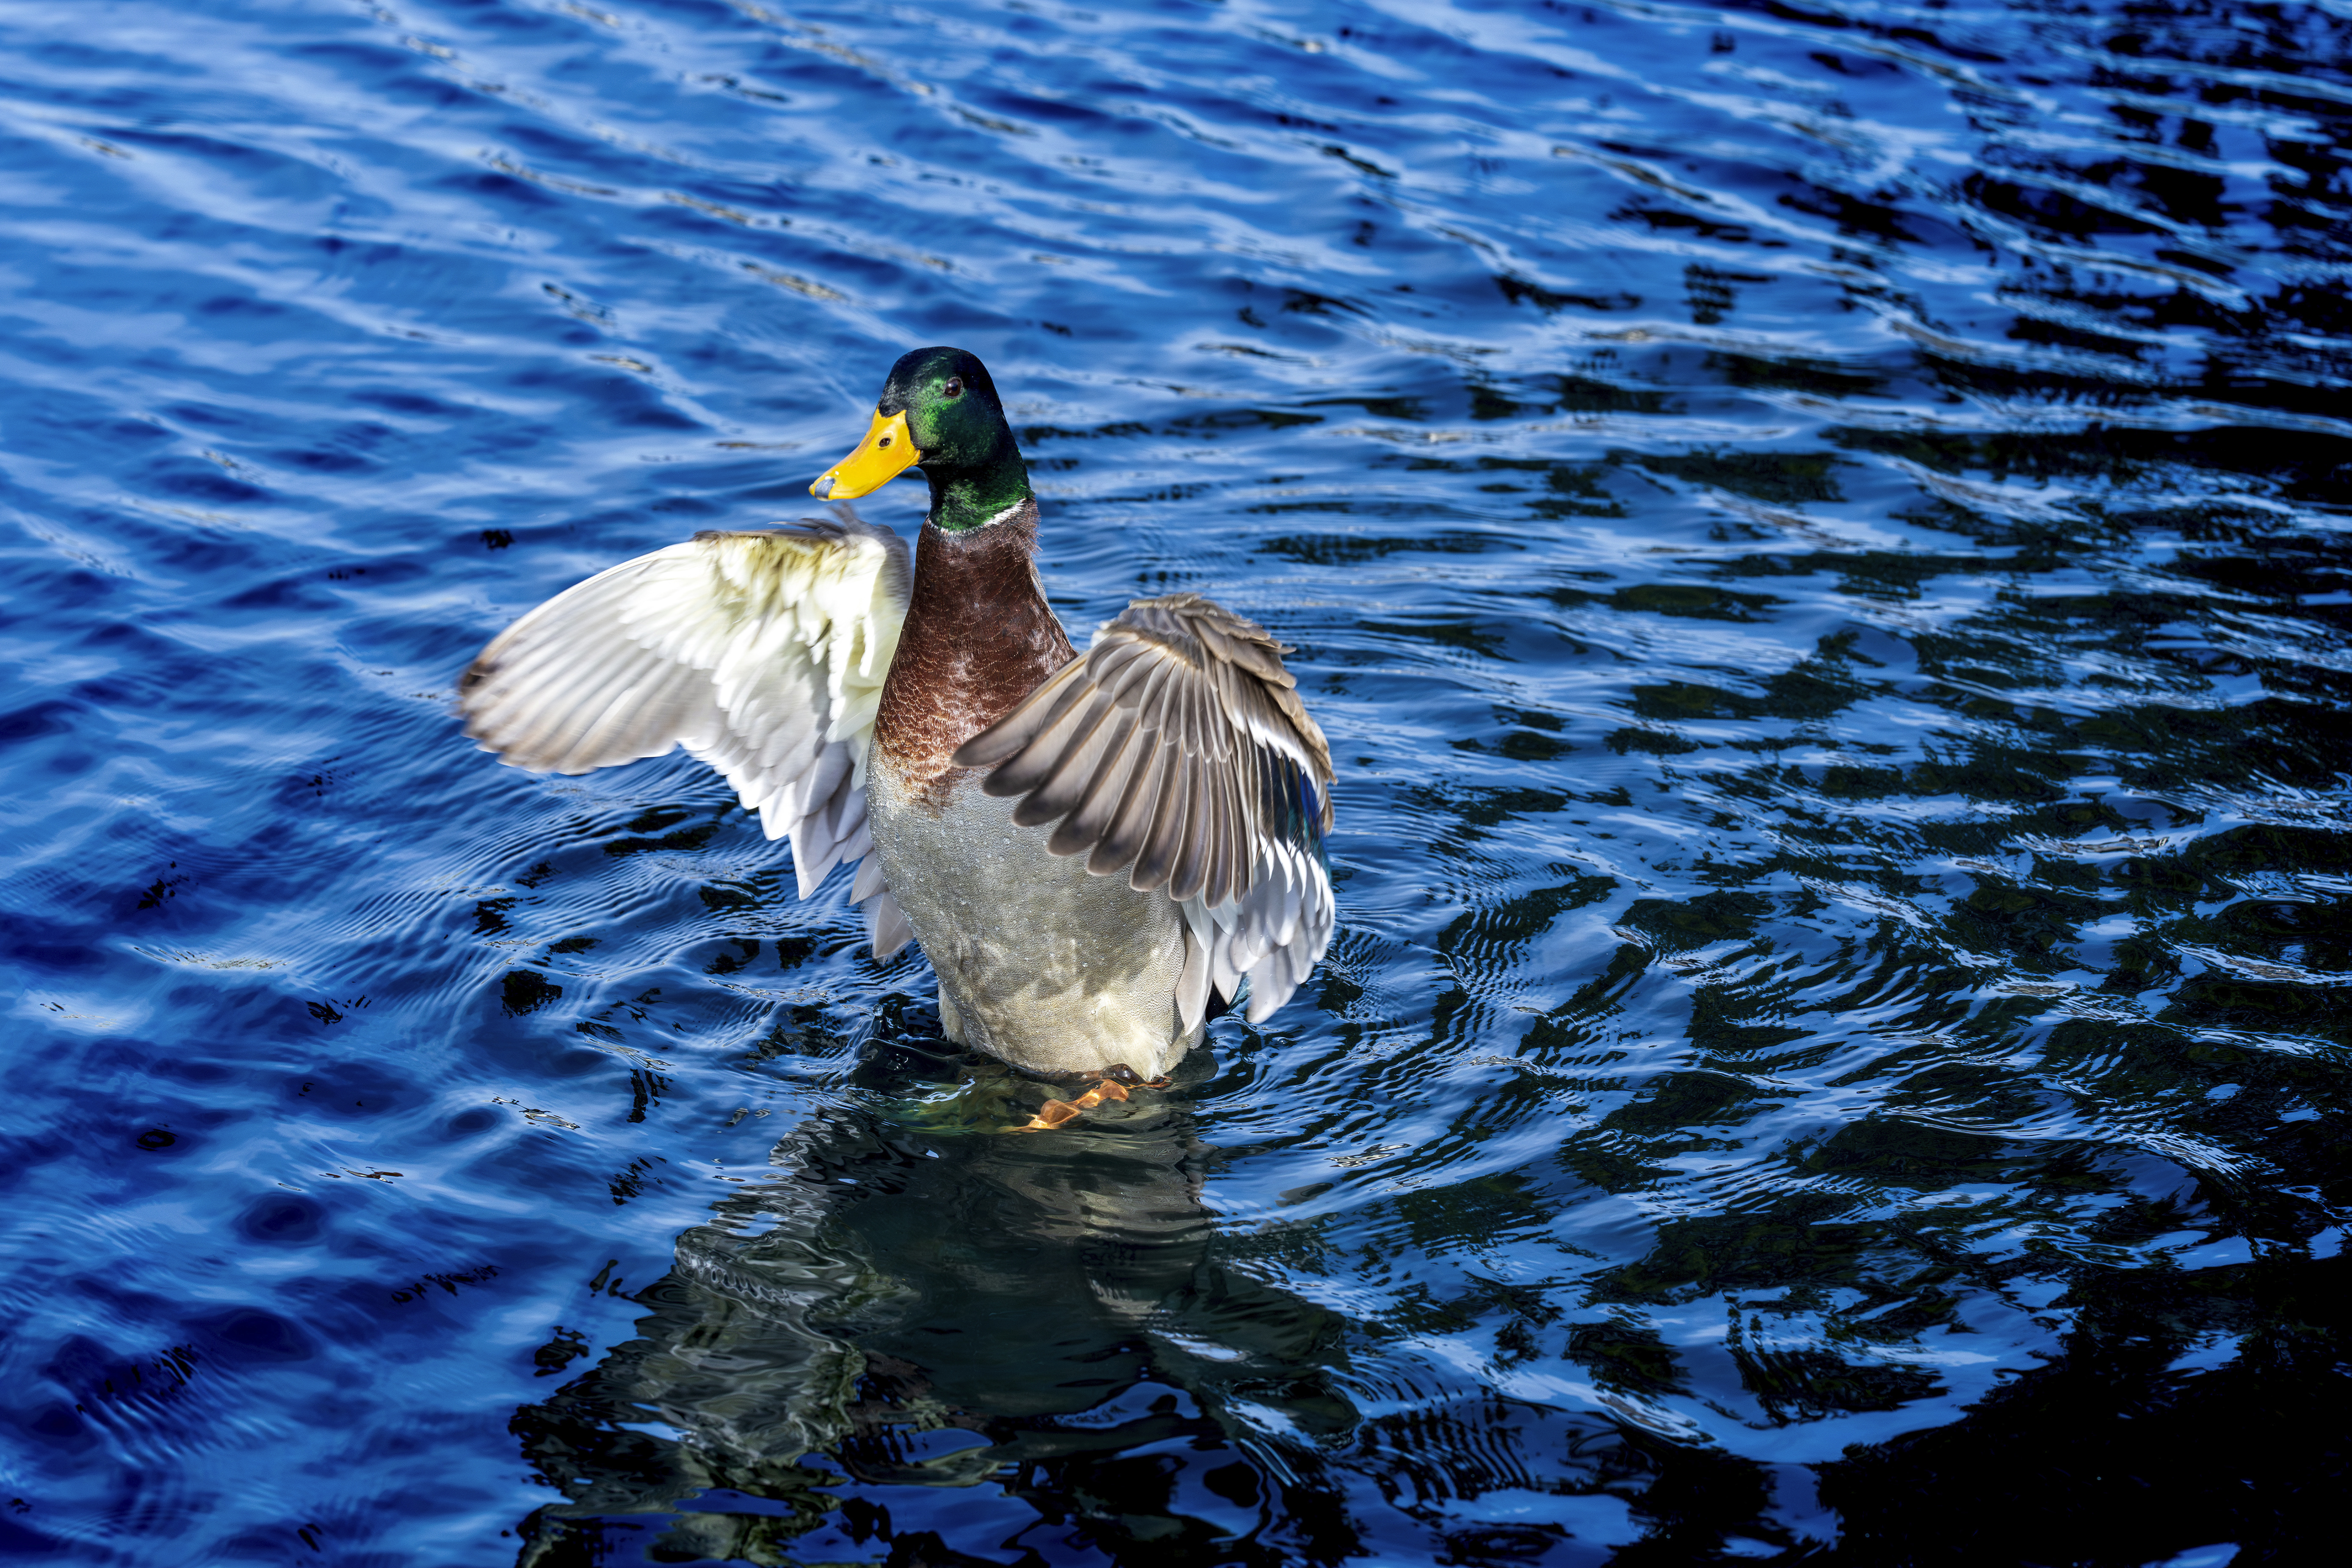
[511,1040,1361,1565]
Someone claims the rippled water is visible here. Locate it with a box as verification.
[4,1,2348,1563]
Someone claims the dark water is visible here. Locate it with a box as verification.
[3,0,2348,1563]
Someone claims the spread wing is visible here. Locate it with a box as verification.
[951,593,1335,1027]
[459,512,917,957]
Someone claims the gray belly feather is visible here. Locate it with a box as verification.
[865,763,1200,1080]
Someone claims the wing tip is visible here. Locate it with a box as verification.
[948,736,997,771]
[864,890,914,960]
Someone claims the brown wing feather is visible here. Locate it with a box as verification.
[1089,736,1169,875]
[951,592,1332,899]
[1132,744,1192,895]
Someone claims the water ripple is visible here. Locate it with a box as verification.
[2,0,2347,1562]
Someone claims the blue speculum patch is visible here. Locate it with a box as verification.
[1,2,2346,1564]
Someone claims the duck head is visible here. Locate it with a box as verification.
[810,346,1031,532]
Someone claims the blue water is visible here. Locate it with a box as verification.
[3,1,2348,1563]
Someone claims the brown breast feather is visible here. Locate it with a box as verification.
[873,500,1075,802]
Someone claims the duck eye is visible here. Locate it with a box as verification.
[944,376,964,399]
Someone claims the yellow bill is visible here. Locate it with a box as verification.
[810,409,919,499]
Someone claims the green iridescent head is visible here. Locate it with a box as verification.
[810,346,1031,532]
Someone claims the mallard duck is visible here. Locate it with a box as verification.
[460,348,1334,1108]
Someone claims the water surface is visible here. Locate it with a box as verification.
[2,1,2348,1563]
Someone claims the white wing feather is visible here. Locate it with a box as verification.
[459,512,915,956]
